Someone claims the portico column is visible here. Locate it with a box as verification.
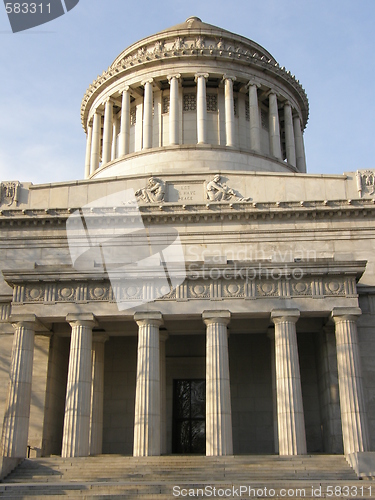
[223,75,236,147]
[89,334,109,456]
[62,314,97,458]
[111,118,119,161]
[84,121,93,178]
[271,309,307,455]
[90,110,101,174]
[284,101,296,167]
[0,315,38,458]
[168,74,180,145]
[102,98,113,164]
[331,307,370,455]
[248,82,261,153]
[160,333,168,454]
[293,115,307,173]
[133,312,163,456]
[203,310,233,456]
[119,86,130,156]
[268,92,282,160]
[195,73,209,144]
[142,79,153,149]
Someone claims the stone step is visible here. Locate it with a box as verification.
[1,455,361,498]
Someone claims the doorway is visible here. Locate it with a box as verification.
[172,379,206,454]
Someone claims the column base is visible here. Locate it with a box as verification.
[346,452,375,478]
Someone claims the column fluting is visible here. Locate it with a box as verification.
[203,310,233,456]
[61,314,96,458]
[248,82,261,153]
[332,307,370,455]
[1,316,37,458]
[293,115,307,173]
[142,79,153,149]
[90,110,101,174]
[133,312,163,456]
[168,74,180,146]
[119,86,130,157]
[102,98,113,164]
[284,102,296,167]
[84,121,93,179]
[223,75,236,147]
[271,309,307,455]
[195,73,209,144]
[268,92,282,160]
[89,334,108,456]
[160,333,168,455]
[111,118,119,161]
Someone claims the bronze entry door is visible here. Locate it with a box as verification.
[172,379,206,454]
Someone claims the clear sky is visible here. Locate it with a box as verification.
[0,0,374,184]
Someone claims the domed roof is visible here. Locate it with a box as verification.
[111,16,275,67]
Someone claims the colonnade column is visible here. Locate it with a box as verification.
[142,79,153,149]
[271,309,307,455]
[268,92,282,160]
[248,82,261,153]
[160,333,168,455]
[111,118,119,161]
[62,314,96,458]
[293,115,307,173]
[89,334,109,456]
[84,121,93,178]
[195,73,209,145]
[90,110,102,174]
[119,86,130,157]
[168,74,180,146]
[203,310,233,456]
[0,315,38,458]
[332,307,370,455]
[133,312,163,456]
[102,98,113,164]
[223,75,236,147]
[284,101,296,167]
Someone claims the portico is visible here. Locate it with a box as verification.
[0,260,370,460]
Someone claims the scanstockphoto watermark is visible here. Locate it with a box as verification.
[172,485,373,498]
[187,262,305,282]
[4,0,79,33]
[187,246,318,265]
[66,189,186,312]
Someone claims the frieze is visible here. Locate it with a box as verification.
[14,274,358,306]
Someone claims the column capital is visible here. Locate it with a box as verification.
[331,307,362,322]
[103,97,115,105]
[134,311,163,327]
[222,74,236,82]
[8,314,49,332]
[202,310,231,326]
[267,89,280,98]
[283,100,292,108]
[93,333,109,343]
[160,332,169,342]
[141,78,154,87]
[246,81,261,89]
[66,313,98,328]
[94,107,104,116]
[167,73,181,82]
[271,309,300,324]
[195,73,209,82]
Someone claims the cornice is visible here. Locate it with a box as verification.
[1,199,375,228]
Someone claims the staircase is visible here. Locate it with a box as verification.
[0,455,368,499]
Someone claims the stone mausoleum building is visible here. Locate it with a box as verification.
[1,16,375,478]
